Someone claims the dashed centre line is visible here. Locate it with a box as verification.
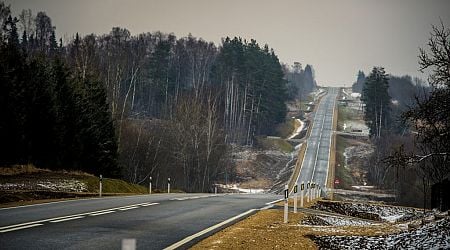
[0,202,159,233]
[0,223,44,233]
[50,216,84,223]
[170,195,219,201]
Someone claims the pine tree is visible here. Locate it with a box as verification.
[362,67,391,138]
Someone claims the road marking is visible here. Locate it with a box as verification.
[265,199,283,205]
[164,209,257,250]
[50,216,84,223]
[324,93,337,188]
[119,206,139,211]
[0,193,170,211]
[140,203,159,207]
[170,195,218,201]
[260,205,274,210]
[0,223,43,233]
[89,211,116,216]
[0,202,160,233]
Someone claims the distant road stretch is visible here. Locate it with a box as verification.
[0,193,280,249]
[297,88,338,192]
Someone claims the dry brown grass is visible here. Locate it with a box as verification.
[287,142,307,192]
[0,164,49,176]
[192,209,317,250]
[192,207,403,250]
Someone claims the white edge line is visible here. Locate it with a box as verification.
[265,199,284,205]
[0,223,44,233]
[163,208,257,250]
[324,91,337,189]
[49,216,84,223]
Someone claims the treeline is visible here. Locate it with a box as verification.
[0,3,317,192]
[0,5,119,176]
[283,62,317,100]
[352,23,449,208]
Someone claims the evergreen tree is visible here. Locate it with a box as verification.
[362,67,391,138]
[352,70,366,93]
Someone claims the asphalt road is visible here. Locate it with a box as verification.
[0,193,280,249]
[297,88,338,192]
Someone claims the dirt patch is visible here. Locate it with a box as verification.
[335,135,373,190]
[230,145,291,192]
[192,205,407,249]
[192,209,317,250]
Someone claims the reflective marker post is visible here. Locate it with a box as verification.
[307,182,310,203]
[312,182,316,200]
[168,178,171,194]
[293,184,298,213]
[99,174,103,198]
[284,185,288,223]
[300,182,304,207]
[149,176,152,195]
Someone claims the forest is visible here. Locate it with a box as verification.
[0,3,316,192]
[352,22,450,208]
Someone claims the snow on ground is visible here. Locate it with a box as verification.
[312,201,430,223]
[0,179,88,192]
[302,214,375,226]
[312,217,450,250]
[288,119,305,139]
[216,184,266,194]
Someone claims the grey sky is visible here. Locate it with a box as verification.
[6,0,450,86]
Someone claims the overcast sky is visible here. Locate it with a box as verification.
[6,0,450,86]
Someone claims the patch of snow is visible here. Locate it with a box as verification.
[288,119,305,139]
[313,217,450,249]
[216,184,267,194]
[319,215,375,226]
[382,214,405,223]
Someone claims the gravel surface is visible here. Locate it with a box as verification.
[312,200,430,222]
[312,217,450,249]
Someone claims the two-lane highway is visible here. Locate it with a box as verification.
[297,88,338,192]
[0,193,280,249]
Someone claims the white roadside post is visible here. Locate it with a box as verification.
[284,185,288,223]
[300,182,304,208]
[312,182,316,200]
[149,176,152,195]
[99,174,103,198]
[313,183,317,199]
[167,177,171,194]
[293,184,298,213]
[306,182,310,203]
[214,185,217,194]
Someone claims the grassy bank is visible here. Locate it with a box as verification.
[0,165,150,206]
